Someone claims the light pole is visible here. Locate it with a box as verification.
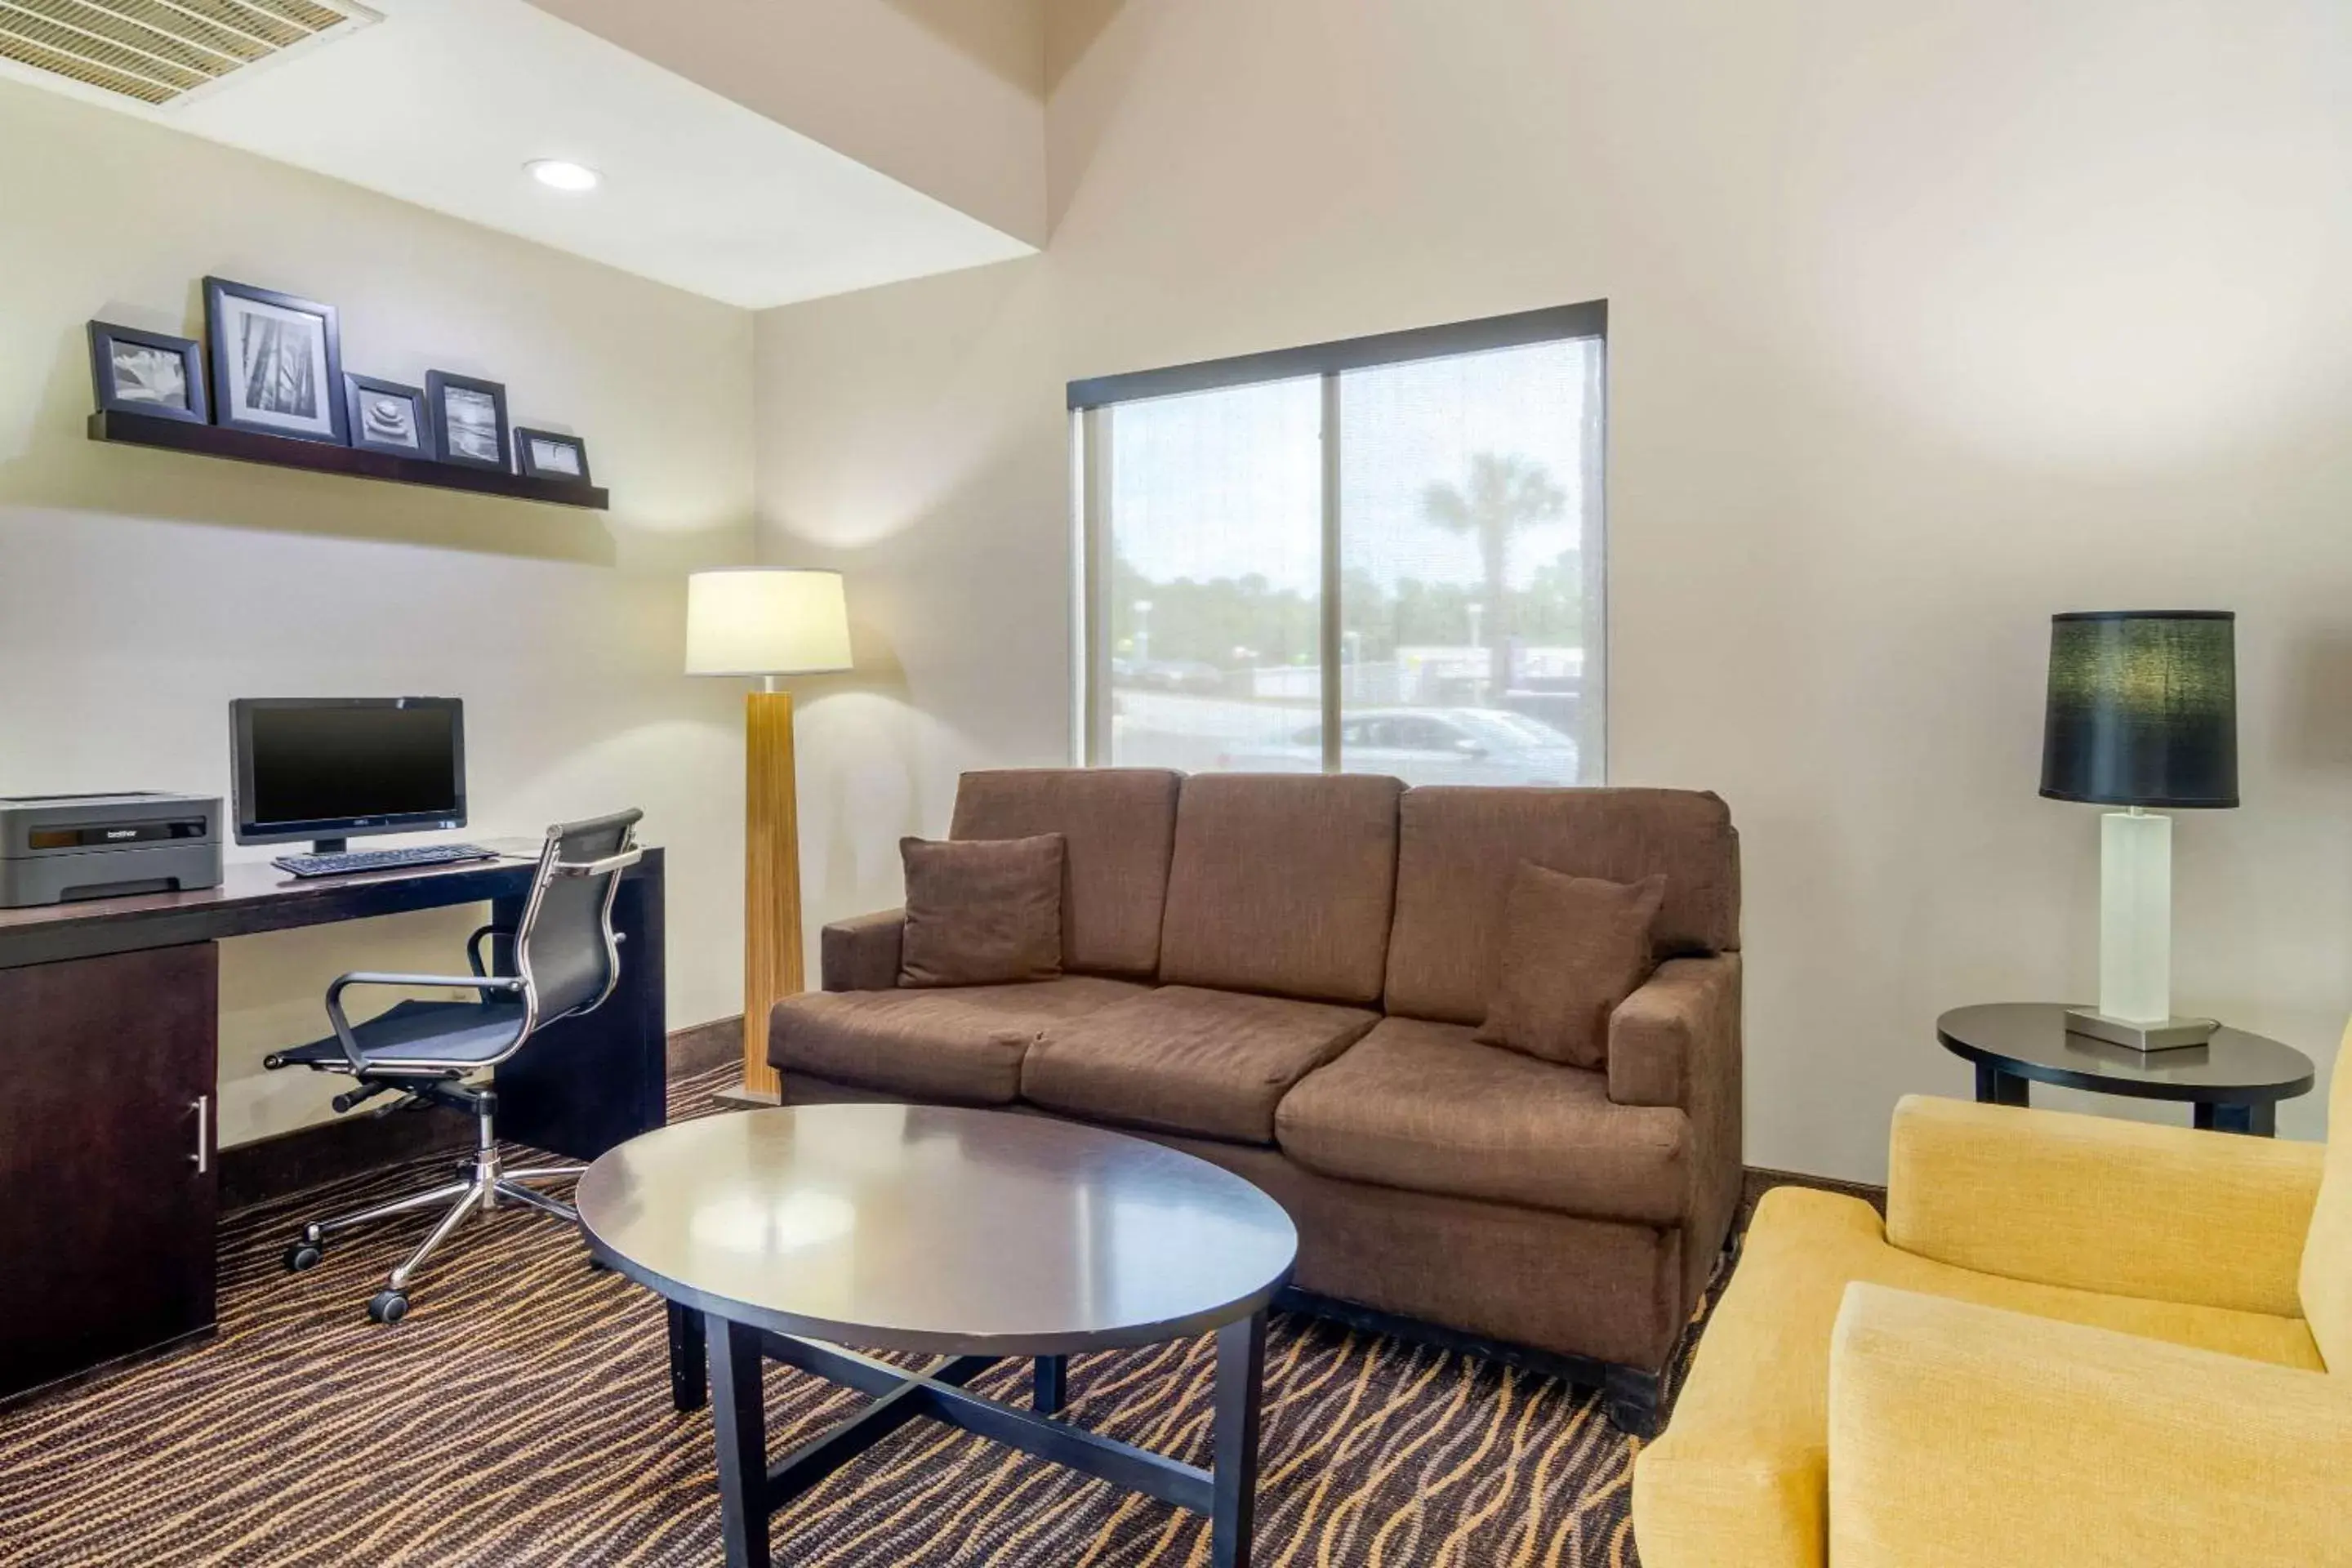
[1133,599,1153,664]
[1465,601,1486,702]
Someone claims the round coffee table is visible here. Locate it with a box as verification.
[577,1103,1298,1568]
[1936,1003,2315,1136]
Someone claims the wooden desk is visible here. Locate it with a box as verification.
[0,844,667,1402]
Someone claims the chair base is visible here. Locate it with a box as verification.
[285,1078,584,1321]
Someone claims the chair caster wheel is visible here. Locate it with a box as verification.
[284,1241,324,1272]
[586,1254,612,1272]
[367,1290,410,1325]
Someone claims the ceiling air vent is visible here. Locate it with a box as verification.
[0,0,375,109]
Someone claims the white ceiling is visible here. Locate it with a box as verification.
[10,0,1033,310]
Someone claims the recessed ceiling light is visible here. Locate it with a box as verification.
[527,159,601,193]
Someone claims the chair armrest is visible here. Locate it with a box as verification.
[820,909,906,992]
[1610,953,1740,1109]
[551,845,643,878]
[1829,1284,2350,1567]
[323,971,525,1071]
[467,924,513,978]
[1886,1095,2323,1316]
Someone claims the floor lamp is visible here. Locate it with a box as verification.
[687,568,853,1100]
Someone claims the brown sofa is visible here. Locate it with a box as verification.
[770,768,1742,1433]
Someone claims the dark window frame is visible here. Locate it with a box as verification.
[1067,301,1606,410]
[1071,301,1609,778]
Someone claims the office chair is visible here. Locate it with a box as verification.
[265,808,644,1324]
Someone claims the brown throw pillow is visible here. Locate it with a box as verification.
[1474,864,1667,1068]
[897,834,1065,987]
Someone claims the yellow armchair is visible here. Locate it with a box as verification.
[1829,1285,2352,1567]
[1634,1036,2351,1568]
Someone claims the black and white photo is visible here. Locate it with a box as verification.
[343,373,428,457]
[87,322,207,424]
[514,428,590,483]
[425,371,510,471]
[204,278,347,445]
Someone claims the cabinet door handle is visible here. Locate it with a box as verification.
[191,1094,210,1175]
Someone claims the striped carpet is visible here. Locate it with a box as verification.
[0,1065,1719,1566]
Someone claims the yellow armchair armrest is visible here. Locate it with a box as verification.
[1829,1285,2352,1568]
[1886,1094,2323,1316]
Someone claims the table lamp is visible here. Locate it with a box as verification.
[2039,609,2238,1051]
[687,568,853,1098]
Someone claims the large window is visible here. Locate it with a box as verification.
[1072,304,1606,786]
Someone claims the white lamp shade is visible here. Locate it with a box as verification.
[685,568,853,676]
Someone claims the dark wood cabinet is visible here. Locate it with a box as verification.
[0,848,665,1401]
[0,942,219,1399]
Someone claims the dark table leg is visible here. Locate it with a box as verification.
[2198,1100,2275,1137]
[708,1314,769,1568]
[669,1302,706,1411]
[1974,1063,2030,1107]
[1210,1311,1266,1568]
[1034,1355,1067,1416]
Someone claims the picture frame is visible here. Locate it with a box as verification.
[513,427,591,484]
[342,373,428,457]
[203,277,348,446]
[87,322,208,424]
[425,371,511,472]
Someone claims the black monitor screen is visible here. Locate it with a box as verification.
[242,702,462,832]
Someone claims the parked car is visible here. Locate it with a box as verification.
[1221,706,1577,786]
[1125,658,1225,694]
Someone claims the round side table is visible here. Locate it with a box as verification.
[1936,1003,2315,1136]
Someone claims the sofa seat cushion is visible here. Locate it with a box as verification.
[1276,1016,1690,1224]
[1022,985,1378,1145]
[771,977,1147,1106]
[1632,1187,2323,1568]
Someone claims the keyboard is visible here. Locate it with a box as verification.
[272,843,500,879]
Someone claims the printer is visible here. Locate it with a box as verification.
[0,793,224,907]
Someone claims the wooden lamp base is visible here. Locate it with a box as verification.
[739,687,804,1101]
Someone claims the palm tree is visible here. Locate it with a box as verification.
[1420,453,1565,697]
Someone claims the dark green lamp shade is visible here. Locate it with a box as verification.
[2041,611,2238,808]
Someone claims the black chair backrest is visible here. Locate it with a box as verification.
[514,808,643,1027]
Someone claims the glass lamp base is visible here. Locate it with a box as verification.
[2063,1007,2220,1054]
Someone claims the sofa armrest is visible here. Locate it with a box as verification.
[1610,953,1740,1109]
[1829,1284,2350,1567]
[1886,1095,2323,1317]
[819,909,906,992]
[1613,952,1744,1289]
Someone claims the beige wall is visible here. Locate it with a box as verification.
[757,0,2352,1179]
[534,0,1049,247]
[0,82,756,1146]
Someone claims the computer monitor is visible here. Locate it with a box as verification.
[230,697,467,853]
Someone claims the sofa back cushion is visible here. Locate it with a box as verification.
[1158,773,1403,1004]
[951,768,1182,979]
[2301,1018,2352,1373]
[1385,786,1740,1026]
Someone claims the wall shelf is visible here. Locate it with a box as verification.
[86,410,610,511]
